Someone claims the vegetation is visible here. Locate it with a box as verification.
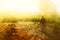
[0,16,59,40]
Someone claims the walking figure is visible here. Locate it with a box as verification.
[40,16,47,26]
[40,16,47,39]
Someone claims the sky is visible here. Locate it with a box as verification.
[0,0,60,19]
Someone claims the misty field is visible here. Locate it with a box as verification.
[0,22,60,40]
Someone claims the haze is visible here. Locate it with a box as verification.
[0,0,60,19]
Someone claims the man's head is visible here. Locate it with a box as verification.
[42,16,44,18]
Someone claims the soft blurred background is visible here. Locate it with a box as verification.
[0,0,60,40]
[0,0,60,22]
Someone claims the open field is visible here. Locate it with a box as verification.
[0,22,60,40]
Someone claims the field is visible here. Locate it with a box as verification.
[0,22,60,40]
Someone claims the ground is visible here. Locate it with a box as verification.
[0,22,60,40]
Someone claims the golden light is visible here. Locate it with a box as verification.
[4,0,40,12]
[18,0,39,12]
[0,0,41,18]
[50,0,60,13]
[0,0,60,19]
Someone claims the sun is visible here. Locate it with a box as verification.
[4,0,40,12]
[0,0,42,19]
[1,0,40,18]
[19,0,39,12]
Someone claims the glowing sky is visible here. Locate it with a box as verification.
[0,0,60,19]
[0,0,40,18]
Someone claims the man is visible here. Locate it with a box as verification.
[40,16,47,38]
[40,16,47,26]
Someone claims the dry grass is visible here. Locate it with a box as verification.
[0,22,59,40]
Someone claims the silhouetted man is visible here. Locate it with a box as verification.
[40,16,47,26]
[40,16,47,37]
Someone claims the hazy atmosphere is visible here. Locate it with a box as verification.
[0,0,60,40]
[0,0,60,19]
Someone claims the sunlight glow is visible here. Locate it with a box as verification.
[0,0,40,18]
[0,0,60,19]
[50,0,60,13]
[18,0,39,12]
[3,0,39,12]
